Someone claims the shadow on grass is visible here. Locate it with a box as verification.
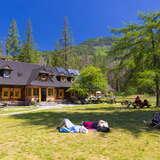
[76,106,120,111]
[76,106,135,111]
[11,107,160,136]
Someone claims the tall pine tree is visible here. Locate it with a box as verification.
[17,19,40,63]
[25,19,34,49]
[21,19,34,62]
[6,19,19,56]
[56,17,73,68]
[0,41,3,57]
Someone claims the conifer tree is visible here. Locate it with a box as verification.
[56,17,73,68]
[6,19,19,56]
[111,12,160,107]
[21,19,34,62]
[25,19,34,49]
[0,41,3,56]
[18,19,40,63]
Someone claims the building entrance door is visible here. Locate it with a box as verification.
[41,88,46,101]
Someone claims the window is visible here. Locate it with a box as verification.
[48,88,54,96]
[3,70,11,78]
[2,88,10,99]
[0,66,12,78]
[56,76,61,81]
[58,89,64,98]
[15,91,19,97]
[26,88,31,96]
[14,88,21,98]
[61,76,66,82]
[67,77,71,82]
[40,74,48,81]
[33,88,39,96]
[4,91,9,97]
[67,77,74,82]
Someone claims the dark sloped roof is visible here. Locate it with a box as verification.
[53,67,80,77]
[53,67,69,76]
[30,80,71,88]
[0,59,76,87]
[0,60,40,85]
[67,69,80,76]
[0,65,13,71]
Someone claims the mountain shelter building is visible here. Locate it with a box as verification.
[0,59,79,105]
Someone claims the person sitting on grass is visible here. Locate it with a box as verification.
[82,120,110,132]
[140,99,150,108]
[134,96,142,107]
[57,118,88,133]
[143,112,160,128]
[134,97,150,108]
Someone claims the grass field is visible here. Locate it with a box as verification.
[0,97,160,160]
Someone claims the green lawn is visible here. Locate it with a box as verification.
[0,100,160,160]
[0,106,37,114]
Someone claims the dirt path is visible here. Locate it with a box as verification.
[0,105,64,116]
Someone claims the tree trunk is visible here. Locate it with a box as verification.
[155,77,160,107]
[116,79,120,92]
[151,33,160,107]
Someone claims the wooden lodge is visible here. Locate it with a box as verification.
[0,59,79,105]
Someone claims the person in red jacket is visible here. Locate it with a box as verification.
[83,120,110,132]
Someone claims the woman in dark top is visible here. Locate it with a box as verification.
[83,120,110,132]
[135,96,142,106]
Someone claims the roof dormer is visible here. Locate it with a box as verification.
[37,69,54,81]
[0,65,13,78]
[56,74,67,82]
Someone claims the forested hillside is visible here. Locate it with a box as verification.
[81,37,114,47]
[42,37,113,70]
[41,37,115,91]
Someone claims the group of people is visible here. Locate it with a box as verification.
[56,96,159,133]
[57,112,160,134]
[57,118,110,133]
[57,113,160,134]
[134,96,150,108]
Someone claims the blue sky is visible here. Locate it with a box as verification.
[0,0,159,50]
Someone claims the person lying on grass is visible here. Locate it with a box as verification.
[83,120,110,132]
[57,119,110,133]
[57,118,88,133]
